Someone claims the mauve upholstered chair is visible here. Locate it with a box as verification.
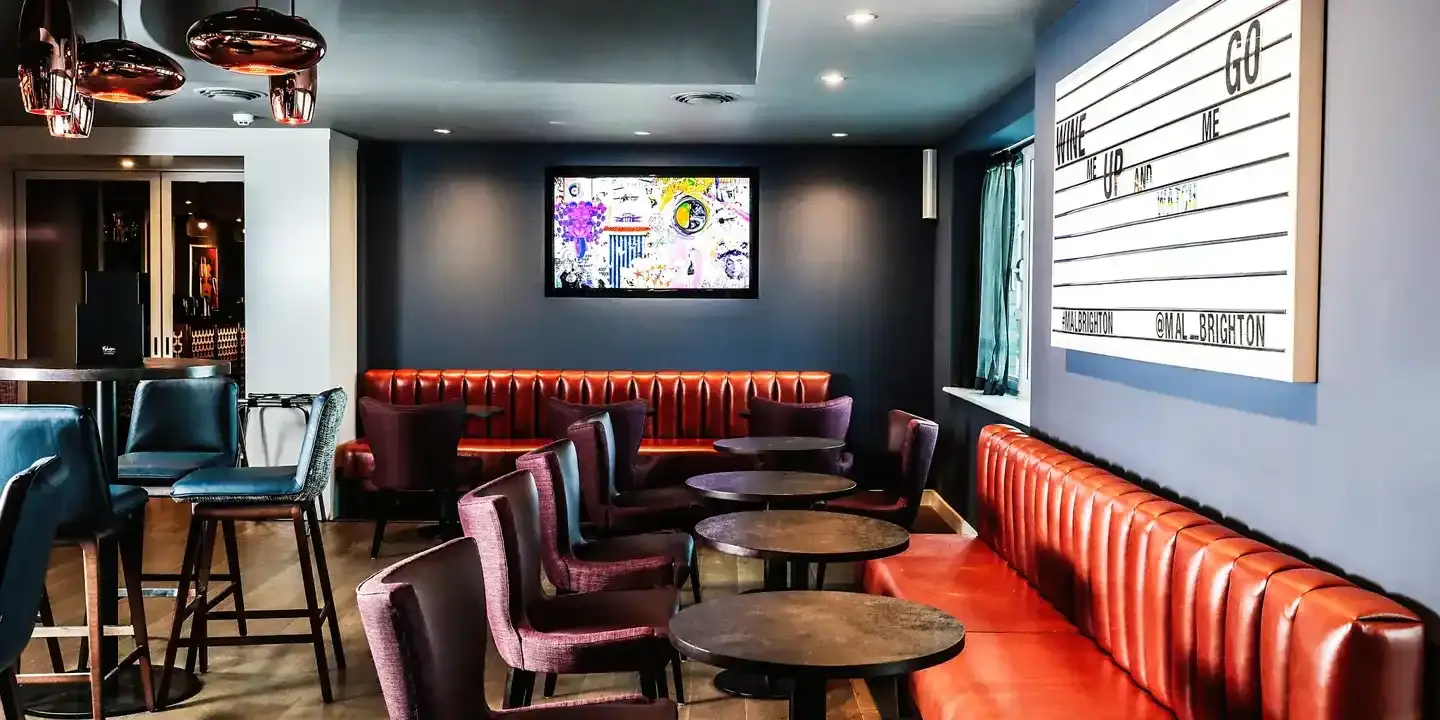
[567,415,704,576]
[357,537,678,720]
[816,409,939,588]
[358,398,482,559]
[516,439,692,594]
[544,398,653,492]
[458,470,684,709]
[746,396,855,474]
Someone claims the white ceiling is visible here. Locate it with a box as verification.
[0,0,1073,143]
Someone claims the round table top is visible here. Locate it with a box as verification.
[0,358,231,382]
[713,436,845,455]
[670,591,964,679]
[695,510,909,563]
[466,405,505,418]
[686,471,857,504]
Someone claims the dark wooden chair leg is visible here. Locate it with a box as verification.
[504,668,535,709]
[308,500,346,669]
[0,667,20,720]
[193,520,218,675]
[655,663,670,699]
[291,505,334,703]
[639,668,658,700]
[119,523,156,712]
[221,520,248,636]
[542,672,557,698]
[688,538,702,604]
[814,562,827,590]
[671,649,686,705]
[370,490,391,559]
[36,590,65,672]
[82,541,104,720]
[158,513,204,708]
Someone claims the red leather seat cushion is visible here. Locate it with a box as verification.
[912,633,1172,720]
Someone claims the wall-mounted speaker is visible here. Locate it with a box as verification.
[922,148,939,220]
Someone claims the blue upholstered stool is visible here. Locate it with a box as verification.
[158,388,347,706]
[118,378,240,491]
[0,457,66,718]
[0,406,157,719]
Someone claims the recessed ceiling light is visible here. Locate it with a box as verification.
[119,158,136,169]
[433,128,451,134]
[197,221,209,230]
[235,218,242,223]
[185,200,192,205]
[846,11,877,25]
[633,131,652,136]
[548,120,567,126]
[820,72,846,87]
[832,132,850,138]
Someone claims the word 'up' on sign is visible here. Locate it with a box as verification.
[1049,0,1326,383]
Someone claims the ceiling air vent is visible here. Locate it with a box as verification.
[194,87,265,102]
[671,92,739,106]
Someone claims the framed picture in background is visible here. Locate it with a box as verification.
[189,245,219,308]
[546,167,758,298]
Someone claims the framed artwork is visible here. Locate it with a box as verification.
[546,166,758,298]
[189,245,219,307]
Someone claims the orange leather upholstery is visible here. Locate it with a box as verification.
[865,425,1423,720]
[336,369,831,480]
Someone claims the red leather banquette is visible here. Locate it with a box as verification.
[864,425,1424,719]
[335,369,832,482]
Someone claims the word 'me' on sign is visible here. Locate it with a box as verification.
[1050,0,1324,382]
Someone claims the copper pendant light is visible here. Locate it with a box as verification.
[269,63,316,125]
[16,0,78,116]
[48,89,93,138]
[187,1,326,76]
[76,0,186,103]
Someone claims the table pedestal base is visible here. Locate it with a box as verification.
[787,677,828,720]
[21,666,202,718]
[712,669,791,700]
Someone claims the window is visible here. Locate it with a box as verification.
[975,139,1035,398]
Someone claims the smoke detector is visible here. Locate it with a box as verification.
[671,91,739,106]
[194,87,265,102]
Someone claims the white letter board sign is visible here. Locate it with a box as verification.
[1050,0,1324,382]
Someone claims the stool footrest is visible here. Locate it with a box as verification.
[174,633,316,648]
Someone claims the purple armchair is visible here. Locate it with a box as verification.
[357,537,678,720]
[544,398,653,492]
[824,410,938,528]
[747,395,855,474]
[567,413,705,602]
[359,398,483,559]
[515,439,692,594]
[457,470,684,708]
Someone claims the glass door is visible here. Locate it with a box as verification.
[161,172,245,392]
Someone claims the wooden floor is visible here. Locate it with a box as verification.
[20,499,883,719]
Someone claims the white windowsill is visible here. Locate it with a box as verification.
[943,386,1031,427]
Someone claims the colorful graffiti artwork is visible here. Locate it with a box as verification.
[551,173,752,291]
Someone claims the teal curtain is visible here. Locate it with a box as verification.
[976,156,1021,395]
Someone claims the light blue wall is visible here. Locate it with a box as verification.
[1032,0,1440,616]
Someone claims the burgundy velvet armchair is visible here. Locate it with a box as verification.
[746,395,855,474]
[457,470,684,708]
[515,439,692,594]
[824,409,939,528]
[357,537,678,720]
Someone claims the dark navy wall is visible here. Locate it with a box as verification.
[1032,0,1440,626]
[360,142,936,461]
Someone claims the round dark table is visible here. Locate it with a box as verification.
[0,358,228,717]
[670,591,965,719]
[694,510,910,700]
[713,436,845,456]
[687,470,856,506]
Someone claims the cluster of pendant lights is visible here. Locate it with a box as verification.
[17,0,327,139]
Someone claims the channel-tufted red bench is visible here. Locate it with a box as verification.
[863,425,1424,719]
[335,369,833,485]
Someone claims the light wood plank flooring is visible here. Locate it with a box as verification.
[20,500,881,719]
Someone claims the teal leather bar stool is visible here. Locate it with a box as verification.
[0,457,66,718]
[158,388,348,706]
[0,406,157,719]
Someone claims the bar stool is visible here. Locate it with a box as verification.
[157,389,347,706]
[0,406,156,720]
[116,378,246,620]
[0,457,67,720]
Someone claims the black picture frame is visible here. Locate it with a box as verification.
[545,166,759,298]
